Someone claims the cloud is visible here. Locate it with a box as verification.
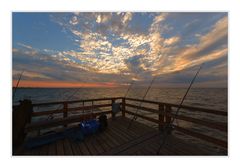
[152,15,228,76]
[13,13,228,86]
[164,36,180,46]
[13,70,52,81]
[149,13,169,32]
[121,12,132,25]
[96,13,112,23]
[50,13,227,80]
[17,43,33,50]
[69,16,78,25]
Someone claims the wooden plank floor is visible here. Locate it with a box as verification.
[15,117,226,156]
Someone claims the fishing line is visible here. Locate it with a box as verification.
[123,80,135,98]
[122,68,142,98]
[47,87,82,120]
[13,70,24,100]
[127,75,157,129]
[156,64,204,154]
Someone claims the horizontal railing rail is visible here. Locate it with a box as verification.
[125,97,227,116]
[32,103,113,117]
[33,97,123,106]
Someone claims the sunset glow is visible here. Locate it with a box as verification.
[12,80,119,88]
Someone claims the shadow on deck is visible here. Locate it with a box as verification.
[15,117,223,156]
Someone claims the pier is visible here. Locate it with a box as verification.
[13,97,227,155]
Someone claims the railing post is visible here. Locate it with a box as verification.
[122,98,126,117]
[165,105,172,134]
[63,102,68,127]
[111,98,116,119]
[13,99,33,153]
[158,103,164,131]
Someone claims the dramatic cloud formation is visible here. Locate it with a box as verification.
[12,12,228,88]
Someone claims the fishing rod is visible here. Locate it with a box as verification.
[122,67,142,98]
[127,75,157,129]
[156,64,204,154]
[13,70,24,100]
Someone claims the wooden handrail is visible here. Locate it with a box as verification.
[14,97,226,116]
[173,125,227,148]
[125,109,227,149]
[32,103,112,117]
[125,97,227,116]
[25,110,112,132]
[13,97,123,107]
[125,103,227,132]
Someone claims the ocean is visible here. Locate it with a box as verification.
[13,87,228,153]
[13,87,227,111]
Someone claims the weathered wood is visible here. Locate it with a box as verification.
[125,97,227,116]
[158,104,164,131]
[77,142,90,155]
[48,142,56,155]
[13,100,33,150]
[63,139,73,155]
[125,103,227,132]
[38,143,49,155]
[173,125,227,149]
[56,139,64,155]
[15,95,228,155]
[82,101,85,114]
[125,109,226,148]
[31,97,123,107]
[84,138,98,155]
[125,110,159,124]
[111,99,116,119]
[93,133,111,152]
[103,131,158,155]
[25,111,112,132]
[70,141,82,155]
[90,136,105,154]
[18,117,226,155]
[169,113,227,132]
[122,98,126,117]
[32,103,112,117]
[32,109,63,117]
[165,105,172,125]
[63,102,68,127]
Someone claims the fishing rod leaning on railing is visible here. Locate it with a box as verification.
[156,64,204,154]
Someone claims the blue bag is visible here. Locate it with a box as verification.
[80,119,100,135]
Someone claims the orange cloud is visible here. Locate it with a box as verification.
[12,80,119,88]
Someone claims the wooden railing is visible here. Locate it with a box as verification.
[13,97,227,149]
[123,97,227,149]
[21,97,123,134]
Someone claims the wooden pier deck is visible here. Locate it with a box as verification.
[13,97,227,156]
[15,117,222,155]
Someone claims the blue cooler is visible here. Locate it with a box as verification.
[80,119,100,135]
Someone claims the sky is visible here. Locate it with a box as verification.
[12,12,228,88]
